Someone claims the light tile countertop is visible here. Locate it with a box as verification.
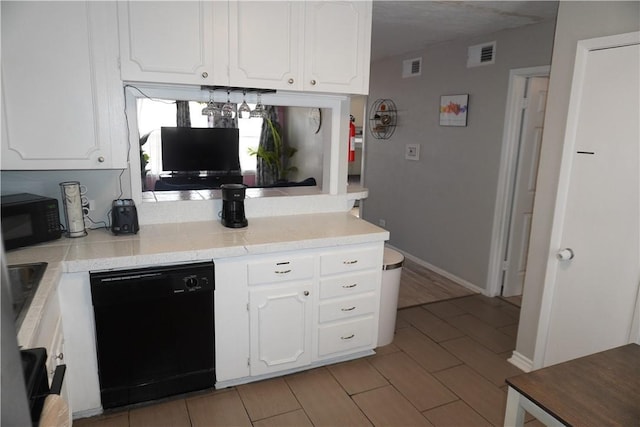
[7,212,388,347]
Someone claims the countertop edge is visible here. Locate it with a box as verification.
[14,213,389,347]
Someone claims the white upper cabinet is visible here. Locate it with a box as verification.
[118,1,229,86]
[1,2,127,170]
[119,1,371,94]
[228,1,303,91]
[229,1,372,94]
[303,1,372,94]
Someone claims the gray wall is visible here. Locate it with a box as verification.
[362,20,556,290]
[1,169,128,229]
[516,1,640,362]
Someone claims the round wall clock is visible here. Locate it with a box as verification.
[309,108,322,134]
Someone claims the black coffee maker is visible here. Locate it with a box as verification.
[220,184,248,228]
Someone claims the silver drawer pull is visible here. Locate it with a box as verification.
[343,260,358,265]
[275,269,292,274]
[341,334,355,340]
[342,283,357,288]
[341,306,356,311]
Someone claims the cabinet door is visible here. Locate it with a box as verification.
[228,1,303,91]
[1,2,127,169]
[118,1,228,86]
[249,282,312,375]
[303,1,372,94]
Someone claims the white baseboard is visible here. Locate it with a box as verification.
[386,245,485,295]
[508,351,533,372]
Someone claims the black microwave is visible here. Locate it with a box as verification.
[1,193,62,250]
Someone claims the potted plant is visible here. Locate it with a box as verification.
[249,117,297,184]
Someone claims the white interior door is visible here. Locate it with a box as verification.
[539,36,640,367]
[502,77,549,297]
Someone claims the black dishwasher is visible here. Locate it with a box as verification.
[90,262,214,409]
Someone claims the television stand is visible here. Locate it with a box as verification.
[157,173,243,190]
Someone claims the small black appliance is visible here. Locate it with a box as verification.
[90,262,215,409]
[1,193,61,250]
[111,199,139,235]
[220,183,248,228]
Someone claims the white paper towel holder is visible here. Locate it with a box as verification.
[59,181,87,238]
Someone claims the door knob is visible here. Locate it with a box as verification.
[557,248,575,261]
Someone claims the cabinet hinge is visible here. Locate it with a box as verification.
[521,98,529,110]
[246,302,249,311]
[247,358,250,367]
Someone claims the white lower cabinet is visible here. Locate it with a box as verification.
[249,281,313,375]
[315,246,382,360]
[29,285,66,385]
[216,242,384,384]
[57,272,102,416]
[28,283,72,425]
[317,316,376,357]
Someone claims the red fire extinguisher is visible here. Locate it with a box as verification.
[348,115,356,163]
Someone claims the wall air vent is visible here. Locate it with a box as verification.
[467,41,496,68]
[402,57,422,78]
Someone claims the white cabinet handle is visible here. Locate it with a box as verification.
[343,260,358,265]
[310,79,317,86]
[557,248,575,261]
[341,306,356,312]
[342,283,357,289]
[98,156,105,163]
[202,72,208,78]
[288,78,294,84]
[341,334,355,340]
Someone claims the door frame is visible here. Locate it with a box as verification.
[533,31,640,369]
[487,65,550,297]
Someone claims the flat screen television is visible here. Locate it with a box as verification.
[160,127,240,173]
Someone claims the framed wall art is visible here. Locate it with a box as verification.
[439,94,469,126]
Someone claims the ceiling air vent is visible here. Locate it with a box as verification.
[402,57,422,78]
[467,41,496,68]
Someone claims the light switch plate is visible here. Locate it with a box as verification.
[405,144,420,160]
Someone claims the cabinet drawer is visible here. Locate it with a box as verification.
[320,246,380,275]
[317,316,375,357]
[248,256,314,284]
[318,294,377,323]
[319,271,378,299]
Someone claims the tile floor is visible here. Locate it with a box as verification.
[397,259,476,309]
[75,294,543,427]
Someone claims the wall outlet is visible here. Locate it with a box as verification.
[405,144,420,160]
[378,219,386,227]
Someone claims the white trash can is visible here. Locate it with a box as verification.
[378,247,404,346]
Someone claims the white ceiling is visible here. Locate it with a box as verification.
[371,1,559,61]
